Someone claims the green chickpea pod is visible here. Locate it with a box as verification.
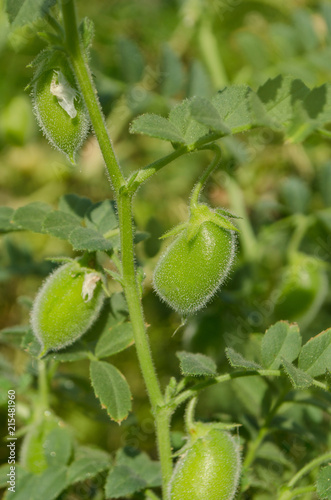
[169,427,241,500]
[153,146,238,315]
[31,261,104,356]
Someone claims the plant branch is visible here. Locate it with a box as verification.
[173,369,282,407]
[287,451,331,489]
[128,133,224,192]
[277,485,316,500]
[173,369,328,409]
[190,144,222,210]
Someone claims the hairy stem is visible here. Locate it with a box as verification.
[118,192,173,495]
[38,359,49,413]
[190,144,222,210]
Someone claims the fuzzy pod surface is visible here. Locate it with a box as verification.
[169,429,241,500]
[153,221,236,315]
[32,69,89,162]
[31,262,104,355]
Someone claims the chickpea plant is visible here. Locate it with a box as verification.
[1,1,331,500]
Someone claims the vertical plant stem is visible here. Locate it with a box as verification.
[61,2,174,496]
[244,389,288,470]
[33,359,49,421]
[118,192,173,495]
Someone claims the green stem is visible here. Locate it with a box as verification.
[244,388,289,470]
[128,146,190,191]
[61,0,125,194]
[128,134,224,193]
[185,397,198,432]
[145,490,161,500]
[190,144,222,210]
[173,369,282,407]
[37,359,49,417]
[118,192,173,497]
[277,485,316,500]
[174,369,328,409]
[287,451,331,489]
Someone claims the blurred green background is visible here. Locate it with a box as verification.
[1,0,331,498]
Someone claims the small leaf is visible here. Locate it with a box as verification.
[90,361,132,422]
[95,322,134,359]
[0,207,22,233]
[79,17,95,50]
[43,210,81,239]
[130,114,184,143]
[0,324,30,346]
[69,227,113,252]
[44,427,72,468]
[281,358,313,389]
[212,86,267,133]
[160,223,187,240]
[134,231,149,244]
[58,194,93,220]
[66,457,110,486]
[105,465,146,498]
[316,465,331,499]
[298,328,331,377]
[116,448,162,488]
[176,351,217,377]
[7,466,68,500]
[226,347,262,370]
[255,442,293,467]
[85,200,118,235]
[261,321,302,369]
[169,99,209,146]
[13,202,52,233]
[190,96,230,134]
[257,75,310,126]
[30,466,68,500]
[5,0,57,29]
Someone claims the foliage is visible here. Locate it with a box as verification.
[0,1,331,500]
